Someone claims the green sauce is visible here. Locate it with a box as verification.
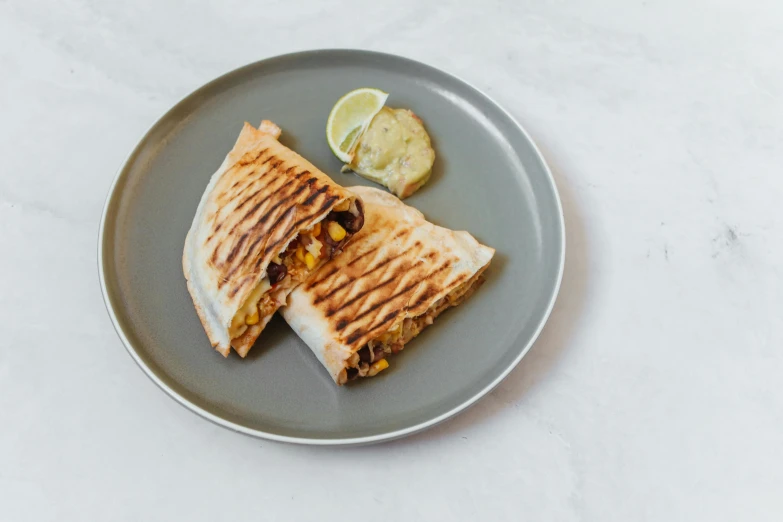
[349,107,435,199]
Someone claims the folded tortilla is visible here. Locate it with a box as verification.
[281,186,494,384]
[183,121,365,357]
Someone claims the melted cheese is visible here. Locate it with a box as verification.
[229,278,271,338]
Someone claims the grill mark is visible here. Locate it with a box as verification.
[421,263,452,283]
[281,194,340,240]
[307,266,342,290]
[213,147,275,236]
[231,183,313,271]
[227,273,258,299]
[303,185,329,206]
[381,310,398,327]
[315,194,340,216]
[231,172,316,232]
[315,251,404,305]
[232,154,294,199]
[231,199,264,236]
[231,155,294,210]
[232,176,276,215]
[393,270,465,327]
[250,180,321,234]
[325,263,415,318]
[223,190,334,281]
[393,228,410,240]
[220,150,269,199]
[205,222,223,244]
[338,264,453,337]
[405,269,461,312]
[449,273,467,287]
[213,163,307,262]
[225,232,249,263]
[346,245,380,268]
[256,239,287,269]
[222,149,273,200]
[256,194,340,268]
[306,245,381,291]
[218,188,299,283]
[345,311,399,346]
[214,179,343,289]
[408,288,436,311]
[251,195,343,273]
[225,175,262,209]
[237,148,269,167]
[253,211,304,269]
[336,319,348,331]
[213,155,282,235]
[252,182,315,238]
[229,173,297,236]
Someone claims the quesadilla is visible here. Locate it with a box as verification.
[281,186,494,385]
[183,121,365,357]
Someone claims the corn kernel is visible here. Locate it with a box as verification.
[231,314,244,331]
[304,252,317,270]
[245,309,260,325]
[368,359,389,377]
[311,222,321,237]
[327,221,347,242]
[334,199,351,212]
[295,245,305,263]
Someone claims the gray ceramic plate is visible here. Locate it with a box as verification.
[98,50,564,445]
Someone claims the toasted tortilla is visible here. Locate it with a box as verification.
[281,186,495,384]
[183,121,362,357]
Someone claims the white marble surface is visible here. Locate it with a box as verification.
[2,0,782,520]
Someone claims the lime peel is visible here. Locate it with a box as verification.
[326,88,388,163]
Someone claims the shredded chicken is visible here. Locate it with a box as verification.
[340,272,486,383]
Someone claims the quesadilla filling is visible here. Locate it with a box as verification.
[338,271,487,384]
[229,199,364,341]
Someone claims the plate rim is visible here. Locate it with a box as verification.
[97,48,566,446]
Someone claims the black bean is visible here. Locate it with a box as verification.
[358,346,371,363]
[266,262,287,284]
[330,199,364,233]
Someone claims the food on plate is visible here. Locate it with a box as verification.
[326,87,388,163]
[347,107,435,199]
[281,186,494,385]
[183,120,365,357]
[327,88,436,199]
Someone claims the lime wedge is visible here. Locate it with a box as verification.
[326,88,388,163]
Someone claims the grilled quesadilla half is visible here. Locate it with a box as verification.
[281,186,494,385]
[183,121,365,358]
